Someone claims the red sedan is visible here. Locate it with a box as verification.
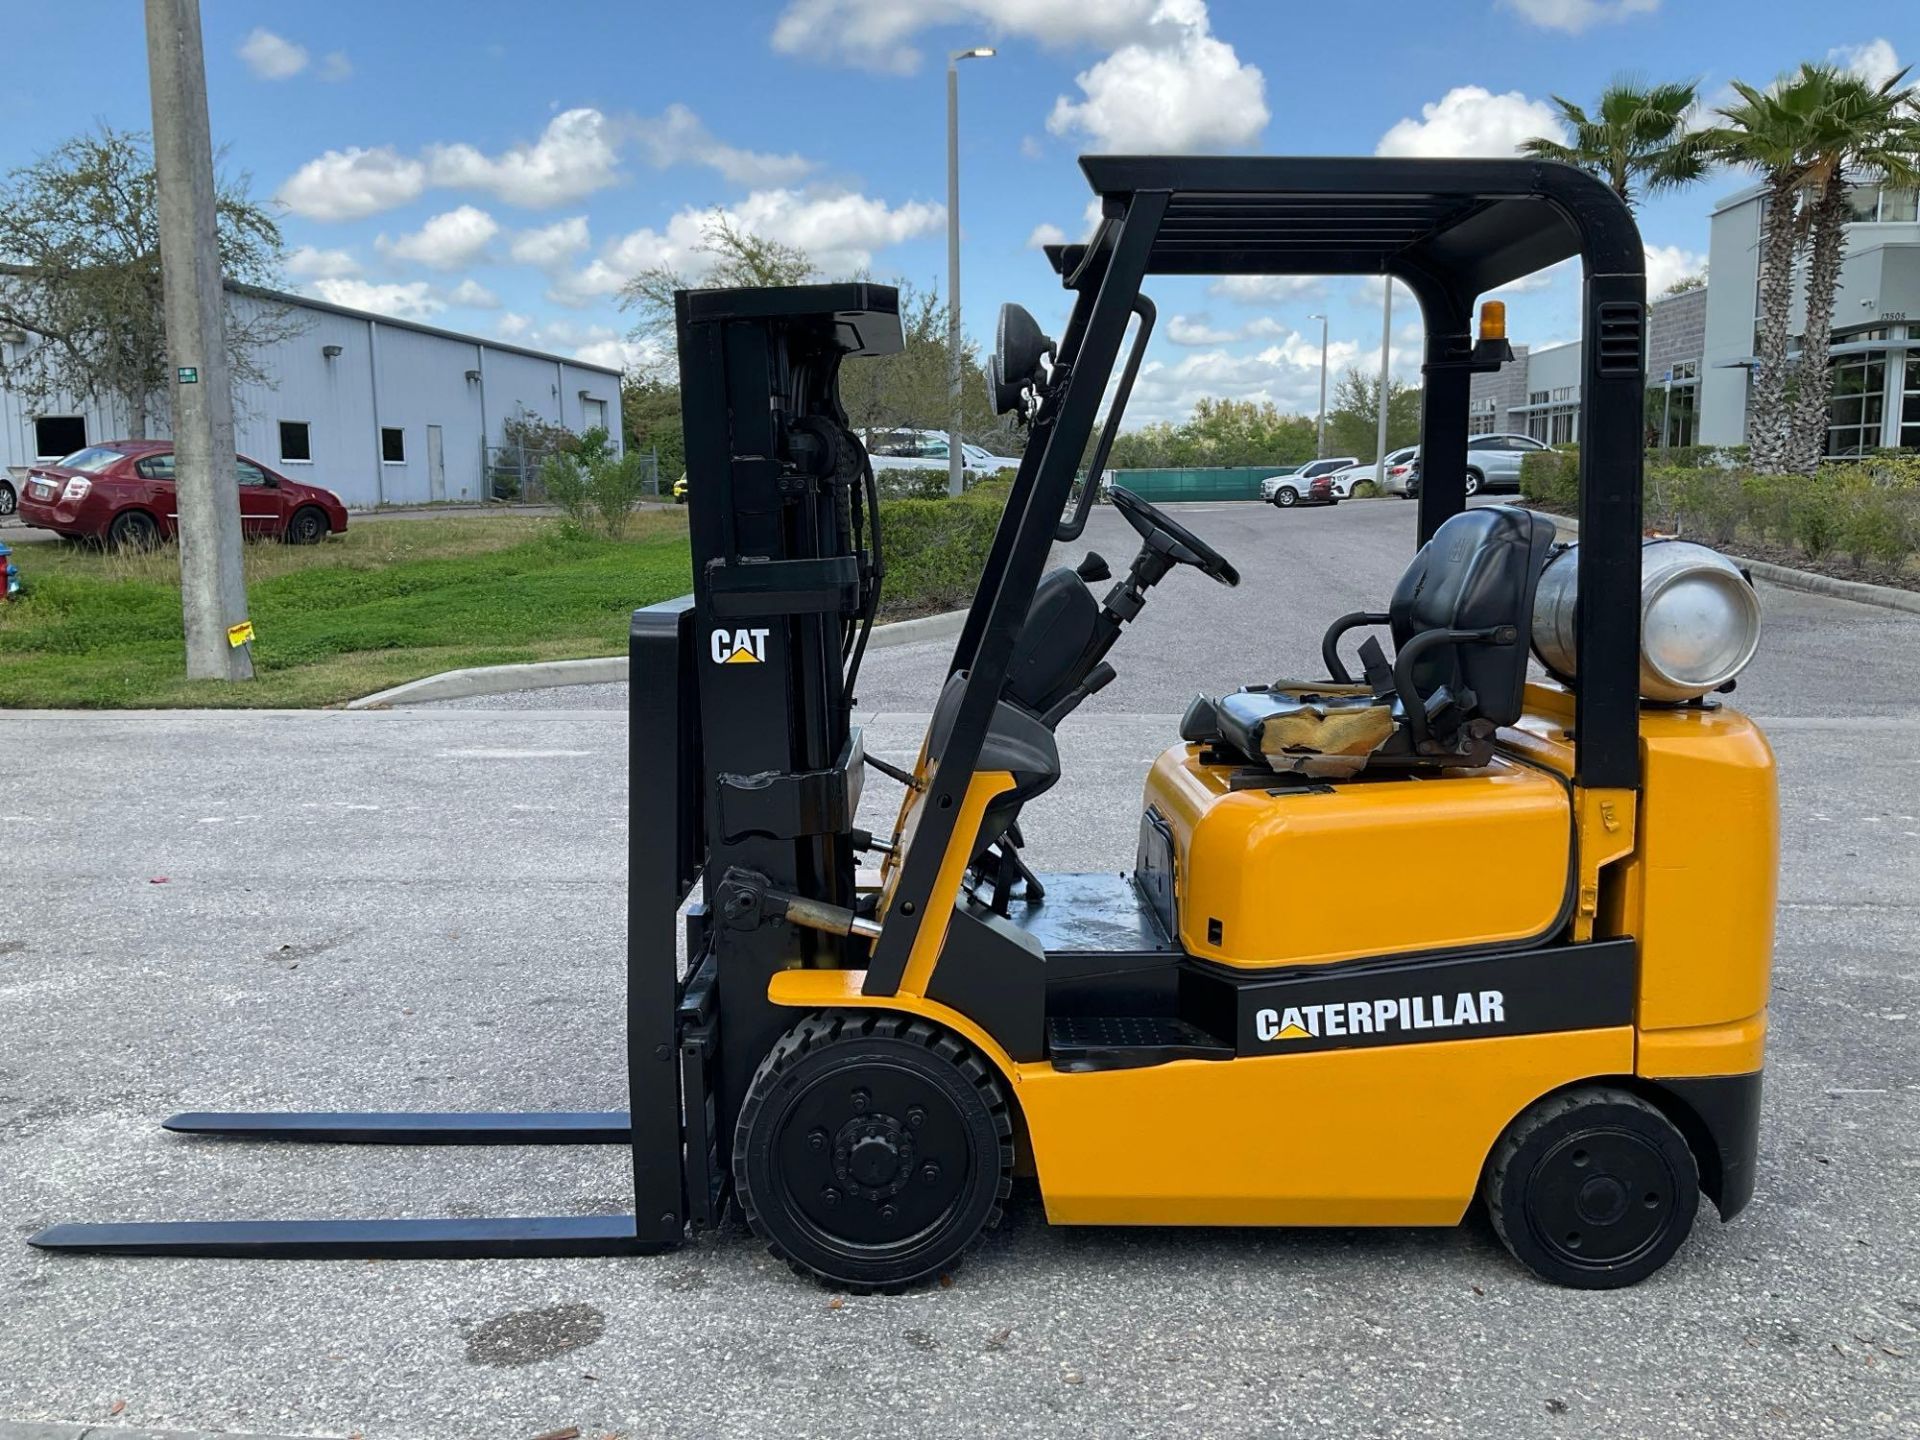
[16,441,348,548]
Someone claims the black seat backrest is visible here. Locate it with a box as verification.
[1388,505,1556,726]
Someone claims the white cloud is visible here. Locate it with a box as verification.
[550,188,944,307]
[278,146,427,221]
[1209,274,1323,303]
[318,51,353,82]
[628,104,814,185]
[510,216,593,269]
[1644,244,1706,296]
[770,0,1161,75]
[307,278,444,320]
[280,105,793,221]
[1498,0,1658,34]
[447,278,502,309]
[496,312,532,338]
[1027,222,1069,249]
[377,205,500,269]
[426,108,622,209]
[1376,86,1567,158]
[1047,0,1267,152]
[239,28,307,80]
[1167,314,1242,345]
[284,245,359,280]
[1830,39,1909,91]
[1488,258,1575,296]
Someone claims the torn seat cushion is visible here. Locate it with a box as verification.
[1215,683,1399,778]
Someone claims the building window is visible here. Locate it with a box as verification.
[279,420,312,463]
[1826,351,1888,456]
[1882,188,1919,224]
[34,415,86,459]
[381,426,406,464]
[1844,185,1919,225]
[1900,350,1920,451]
[1468,398,1497,436]
[1651,362,1701,448]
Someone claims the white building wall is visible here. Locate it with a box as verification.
[2,287,623,508]
[1700,191,1762,447]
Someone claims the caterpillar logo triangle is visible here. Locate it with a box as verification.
[710,627,772,666]
[1276,1023,1310,1040]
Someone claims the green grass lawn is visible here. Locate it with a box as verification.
[0,513,695,708]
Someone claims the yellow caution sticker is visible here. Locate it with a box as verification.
[227,619,255,648]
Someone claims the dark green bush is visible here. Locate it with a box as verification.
[1518,447,1579,510]
[877,482,1008,618]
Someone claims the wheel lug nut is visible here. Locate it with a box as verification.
[880,1204,897,1220]
[921,1162,941,1184]
[851,1088,870,1113]
[808,1127,828,1151]
[821,1187,840,1208]
[906,1106,926,1128]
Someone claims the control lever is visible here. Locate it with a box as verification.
[1076,551,1111,582]
[1040,662,1116,728]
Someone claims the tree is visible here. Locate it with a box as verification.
[1325,368,1423,462]
[837,276,1011,451]
[0,126,294,440]
[621,372,684,479]
[619,211,813,358]
[1520,79,1710,210]
[1706,65,1920,473]
[1103,398,1316,469]
[1663,272,1707,295]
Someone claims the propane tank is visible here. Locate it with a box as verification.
[1531,539,1762,703]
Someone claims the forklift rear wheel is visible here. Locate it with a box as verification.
[734,1010,1014,1293]
[1484,1086,1698,1289]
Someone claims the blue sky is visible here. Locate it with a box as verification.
[2,1,1910,425]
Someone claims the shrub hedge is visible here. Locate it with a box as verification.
[876,480,1009,618]
[1519,448,1920,574]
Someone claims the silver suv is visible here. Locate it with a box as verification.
[1402,433,1553,498]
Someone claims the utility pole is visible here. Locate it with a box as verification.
[945,46,994,497]
[1373,281,1394,489]
[1309,312,1329,458]
[146,0,251,681]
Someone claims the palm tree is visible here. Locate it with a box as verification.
[1520,79,1710,210]
[1707,66,1920,473]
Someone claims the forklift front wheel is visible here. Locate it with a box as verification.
[1483,1086,1699,1290]
[733,1010,1014,1293]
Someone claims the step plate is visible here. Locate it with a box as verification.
[1047,1015,1233,1072]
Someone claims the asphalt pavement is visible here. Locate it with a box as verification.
[2,498,1916,1439]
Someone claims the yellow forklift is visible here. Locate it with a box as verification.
[36,157,1775,1291]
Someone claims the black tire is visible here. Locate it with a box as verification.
[1274,486,1299,508]
[734,1010,1014,1293]
[0,480,15,516]
[107,509,161,551]
[1464,468,1484,497]
[1484,1086,1698,1289]
[285,506,329,545]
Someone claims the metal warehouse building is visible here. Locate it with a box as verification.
[1,284,623,510]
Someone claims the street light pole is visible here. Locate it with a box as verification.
[146,0,251,681]
[1309,312,1330,458]
[1373,282,1394,489]
[946,46,994,497]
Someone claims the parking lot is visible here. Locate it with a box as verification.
[2,499,1916,1439]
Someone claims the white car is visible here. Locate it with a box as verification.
[1260,457,1357,507]
[1329,446,1420,498]
[868,430,1021,476]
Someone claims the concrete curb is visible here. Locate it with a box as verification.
[346,606,968,709]
[1544,512,1920,616]
[0,1426,335,1440]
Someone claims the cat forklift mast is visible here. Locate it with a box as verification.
[34,157,1775,1291]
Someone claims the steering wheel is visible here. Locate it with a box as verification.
[1107,485,1240,587]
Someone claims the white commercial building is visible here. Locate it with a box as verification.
[1471,179,1920,456]
[0,284,623,508]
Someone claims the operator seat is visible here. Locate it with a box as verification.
[1188,505,1556,777]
